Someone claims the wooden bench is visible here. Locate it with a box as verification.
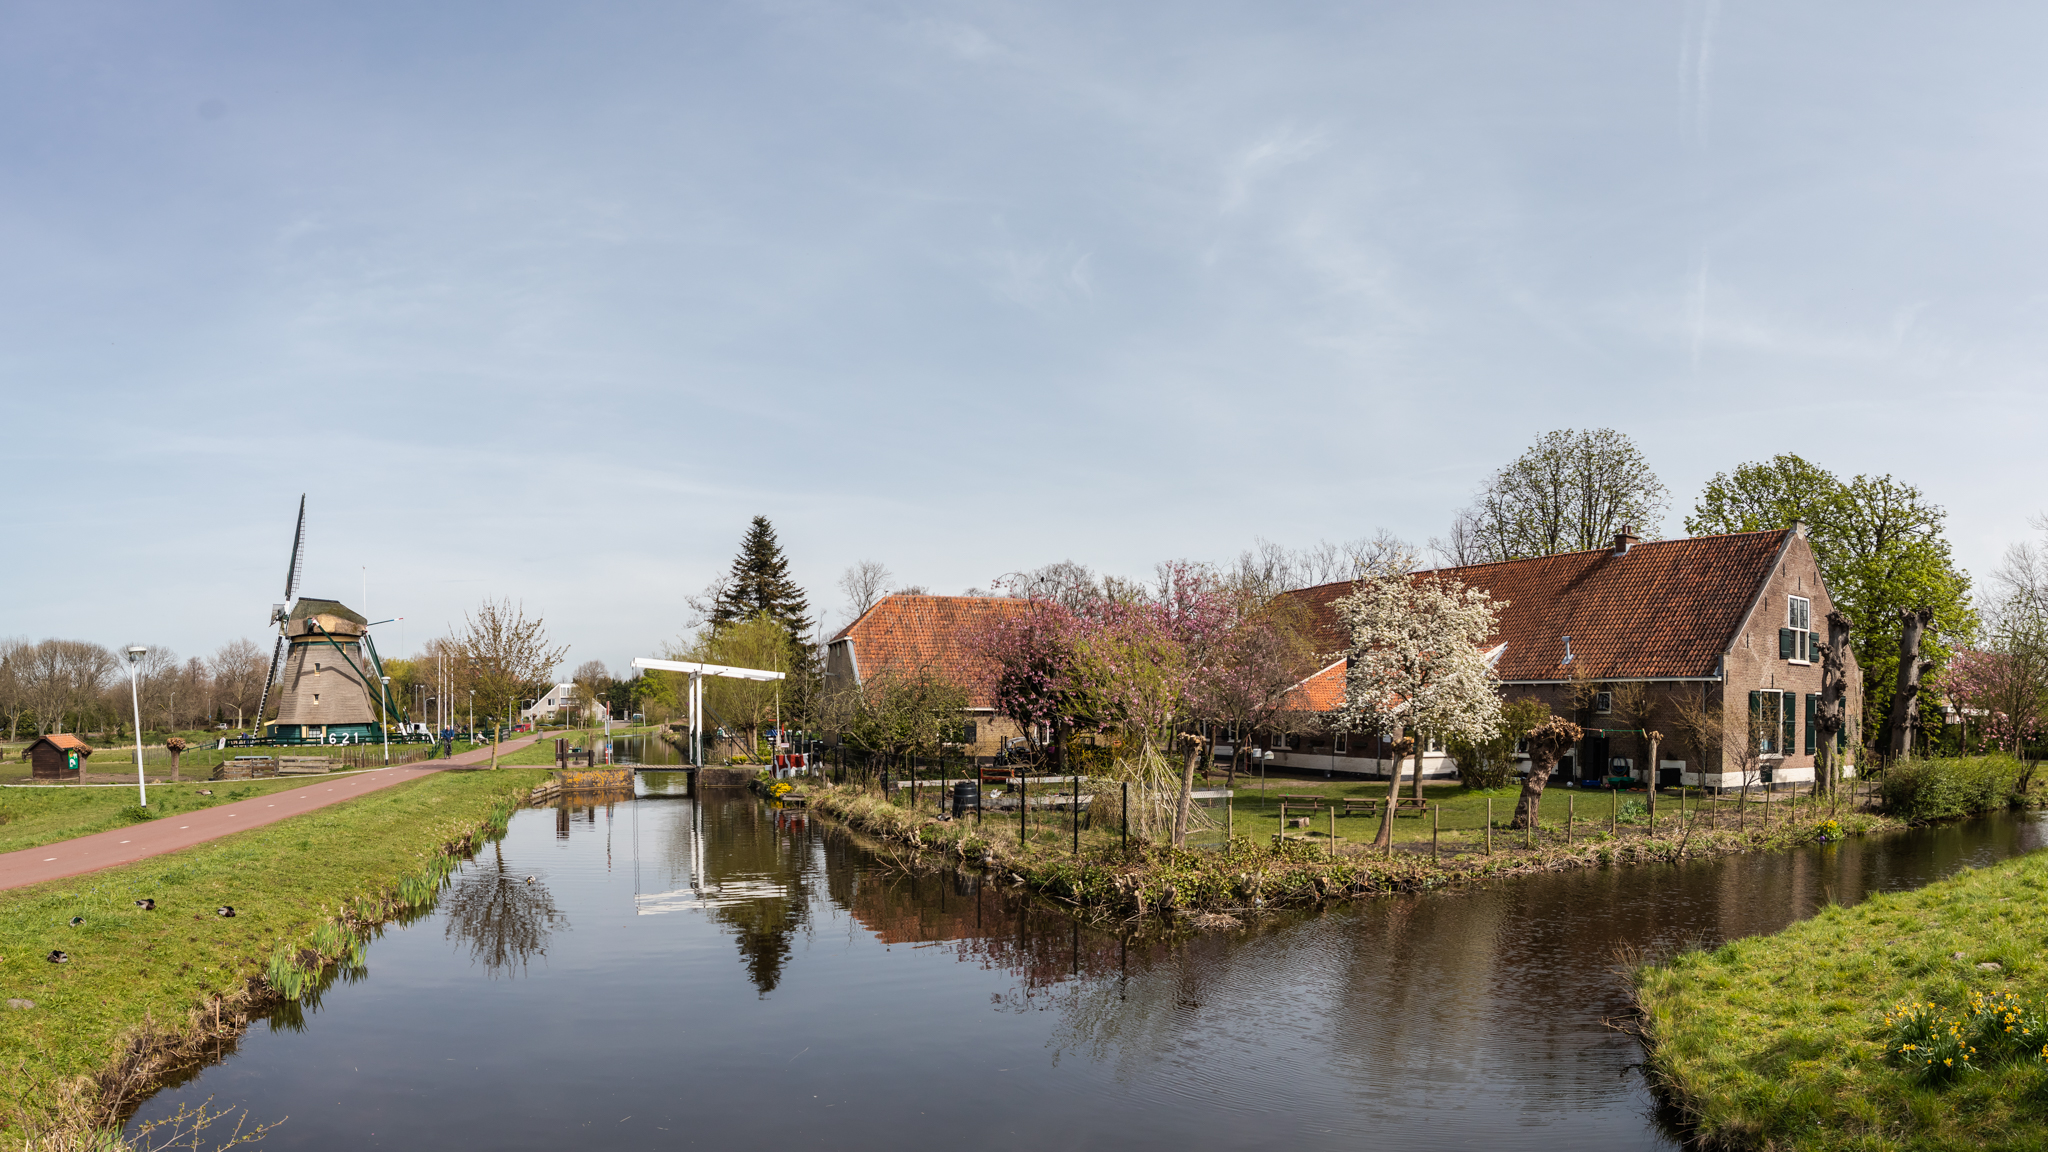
[277,757,337,776]
[1342,796,1432,817]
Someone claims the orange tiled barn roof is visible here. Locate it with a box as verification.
[1276,528,1792,684]
[829,594,1037,709]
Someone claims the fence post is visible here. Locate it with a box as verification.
[1431,804,1439,862]
[1020,774,1027,846]
[1122,781,1128,854]
[1486,798,1493,855]
[1072,774,1079,856]
[1328,808,1335,857]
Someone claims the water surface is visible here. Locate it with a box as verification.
[128,775,2047,1150]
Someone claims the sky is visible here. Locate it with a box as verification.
[4,1,2045,677]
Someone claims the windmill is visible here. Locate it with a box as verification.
[253,497,401,744]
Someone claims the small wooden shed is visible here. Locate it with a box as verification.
[22,734,93,781]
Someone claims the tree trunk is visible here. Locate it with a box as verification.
[1512,751,1555,829]
[1373,727,1407,849]
[1644,734,1658,818]
[169,749,180,783]
[1171,734,1207,847]
[1885,607,1934,763]
[1411,730,1426,803]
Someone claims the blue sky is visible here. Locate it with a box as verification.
[4,1,2043,674]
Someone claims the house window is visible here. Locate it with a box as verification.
[1749,690,1779,754]
[962,721,978,744]
[1782,597,1814,662]
[1594,691,1612,714]
[1334,730,1348,753]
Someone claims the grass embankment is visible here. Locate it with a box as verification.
[0,739,483,787]
[1635,849,2048,1151]
[0,766,551,1146]
[801,778,1894,924]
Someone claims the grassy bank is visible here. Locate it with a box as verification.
[0,765,551,1146]
[1634,848,2048,1151]
[800,779,1896,923]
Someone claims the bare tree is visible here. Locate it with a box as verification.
[1457,428,1670,562]
[457,599,569,767]
[1428,506,1486,568]
[18,640,116,736]
[572,660,611,724]
[838,560,893,621]
[1003,560,1104,611]
[0,637,29,742]
[208,639,271,731]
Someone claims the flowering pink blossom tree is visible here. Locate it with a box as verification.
[1936,647,2045,754]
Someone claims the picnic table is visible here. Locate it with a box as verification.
[1341,796,1432,817]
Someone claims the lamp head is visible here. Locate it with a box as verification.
[125,645,147,665]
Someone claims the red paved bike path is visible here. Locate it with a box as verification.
[0,735,551,891]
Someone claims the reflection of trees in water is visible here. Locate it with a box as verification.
[442,841,566,977]
[697,793,818,995]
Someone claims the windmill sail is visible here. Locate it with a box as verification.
[284,494,306,603]
[254,634,285,733]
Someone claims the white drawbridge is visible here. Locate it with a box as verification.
[629,657,786,767]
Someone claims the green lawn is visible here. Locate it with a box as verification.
[1175,773,1849,852]
[1635,848,2048,1150]
[0,765,550,1143]
[0,776,373,856]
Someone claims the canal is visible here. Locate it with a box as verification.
[127,765,2047,1150]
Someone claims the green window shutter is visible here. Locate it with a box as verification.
[1749,690,1763,752]
[1779,628,1794,658]
[1811,631,1823,661]
[1783,691,1797,754]
[1804,694,1817,755]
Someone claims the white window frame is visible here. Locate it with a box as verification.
[1788,596,1813,664]
[1594,690,1613,714]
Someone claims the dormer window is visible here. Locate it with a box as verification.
[1594,691,1612,714]
[1781,597,1817,663]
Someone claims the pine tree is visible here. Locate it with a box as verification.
[712,516,812,637]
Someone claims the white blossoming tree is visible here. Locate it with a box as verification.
[1333,571,1505,849]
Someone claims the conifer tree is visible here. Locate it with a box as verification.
[711,516,812,638]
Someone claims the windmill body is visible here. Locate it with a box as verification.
[254,496,400,745]
[269,598,382,742]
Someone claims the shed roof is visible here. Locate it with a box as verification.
[1275,528,1793,685]
[828,595,1037,709]
[23,733,94,757]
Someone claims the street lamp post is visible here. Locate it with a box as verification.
[380,676,392,765]
[124,646,149,807]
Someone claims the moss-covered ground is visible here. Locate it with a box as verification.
[0,766,550,1145]
[1634,847,2048,1151]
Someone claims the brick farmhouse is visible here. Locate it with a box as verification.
[1265,524,1861,789]
[823,594,1037,758]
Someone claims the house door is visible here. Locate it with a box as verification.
[1580,734,1610,781]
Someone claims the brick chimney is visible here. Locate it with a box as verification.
[1612,525,1639,555]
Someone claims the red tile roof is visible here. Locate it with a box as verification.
[23,733,94,757]
[1279,660,1348,713]
[1277,529,1792,685]
[830,595,1037,709]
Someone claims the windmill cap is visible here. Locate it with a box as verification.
[286,598,368,637]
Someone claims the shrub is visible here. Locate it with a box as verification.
[1877,756,2026,823]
